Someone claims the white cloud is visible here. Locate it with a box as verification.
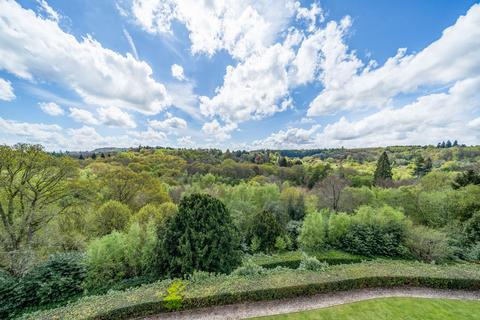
[36,0,60,22]
[177,135,194,146]
[200,43,294,124]
[148,113,187,134]
[165,82,199,119]
[0,78,15,101]
[252,125,320,148]
[0,117,62,143]
[468,117,480,128]
[296,1,323,33]
[98,106,136,128]
[317,76,480,147]
[202,119,237,141]
[39,102,64,116]
[130,0,296,60]
[69,108,100,126]
[308,4,480,116]
[171,64,185,80]
[0,0,169,115]
[123,28,139,60]
[127,127,167,143]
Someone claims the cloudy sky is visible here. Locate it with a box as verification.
[0,0,479,151]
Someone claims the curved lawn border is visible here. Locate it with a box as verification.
[139,287,480,320]
[21,260,480,320]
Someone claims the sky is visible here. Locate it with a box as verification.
[0,0,479,151]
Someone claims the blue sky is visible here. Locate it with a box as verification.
[0,0,479,151]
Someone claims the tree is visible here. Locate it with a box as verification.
[90,200,132,237]
[315,174,350,211]
[453,140,458,147]
[91,152,97,160]
[373,151,393,187]
[249,209,284,253]
[446,140,452,148]
[159,194,241,277]
[441,141,446,148]
[0,144,77,274]
[452,169,480,189]
[278,156,288,167]
[298,210,326,252]
[414,156,432,177]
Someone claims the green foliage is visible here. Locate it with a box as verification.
[159,194,242,277]
[161,279,186,311]
[373,151,393,186]
[91,200,132,237]
[0,253,86,319]
[23,260,480,320]
[84,222,157,291]
[232,259,266,277]
[280,187,306,220]
[249,209,284,253]
[466,242,480,261]
[298,254,328,271]
[405,226,453,263]
[328,212,352,246]
[452,169,480,189]
[133,202,178,229]
[298,211,326,252]
[339,206,410,257]
[463,211,480,244]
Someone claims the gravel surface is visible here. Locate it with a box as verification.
[139,287,480,320]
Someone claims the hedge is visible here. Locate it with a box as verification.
[22,260,480,320]
[250,250,369,269]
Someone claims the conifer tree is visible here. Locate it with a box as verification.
[374,151,393,187]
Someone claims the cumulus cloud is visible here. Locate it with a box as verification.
[130,0,296,60]
[69,108,100,126]
[308,4,480,116]
[296,1,323,33]
[177,135,194,146]
[98,106,136,128]
[252,125,320,149]
[39,102,64,116]
[171,64,185,80]
[0,78,15,101]
[148,113,187,134]
[200,43,294,124]
[317,76,480,147]
[202,119,237,141]
[0,0,169,115]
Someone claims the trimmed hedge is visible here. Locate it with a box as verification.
[250,250,369,269]
[22,260,480,320]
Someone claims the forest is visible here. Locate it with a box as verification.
[1,142,480,319]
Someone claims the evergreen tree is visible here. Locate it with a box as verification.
[100,152,106,158]
[441,141,446,148]
[374,151,393,187]
[91,152,97,160]
[423,157,433,175]
[446,140,452,148]
[413,156,425,177]
[158,194,241,277]
[249,209,284,253]
[79,153,84,160]
[453,140,458,147]
[436,142,442,148]
[278,156,288,167]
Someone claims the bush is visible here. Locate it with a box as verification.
[298,210,327,252]
[405,226,453,263]
[339,205,410,256]
[466,242,480,261]
[1,253,86,319]
[463,211,480,244]
[327,212,352,246]
[133,203,178,229]
[161,280,186,311]
[232,259,265,277]
[159,194,242,277]
[298,254,328,271]
[91,200,132,237]
[84,222,157,292]
[249,209,284,253]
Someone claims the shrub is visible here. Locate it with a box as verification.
[91,200,132,237]
[466,242,480,261]
[232,259,265,277]
[161,280,186,311]
[1,253,86,319]
[298,211,326,252]
[159,194,242,277]
[405,226,453,263]
[298,254,328,271]
[85,222,157,291]
[463,211,480,244]
[327,212,352,246]
[249,209,284,253]
[133,203,178,229]
[340,205,410,256]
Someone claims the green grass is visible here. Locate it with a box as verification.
[253,297,480,320]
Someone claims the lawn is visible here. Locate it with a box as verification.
[253,297,480,320]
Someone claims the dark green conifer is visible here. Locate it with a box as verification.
[374,151,392,186]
